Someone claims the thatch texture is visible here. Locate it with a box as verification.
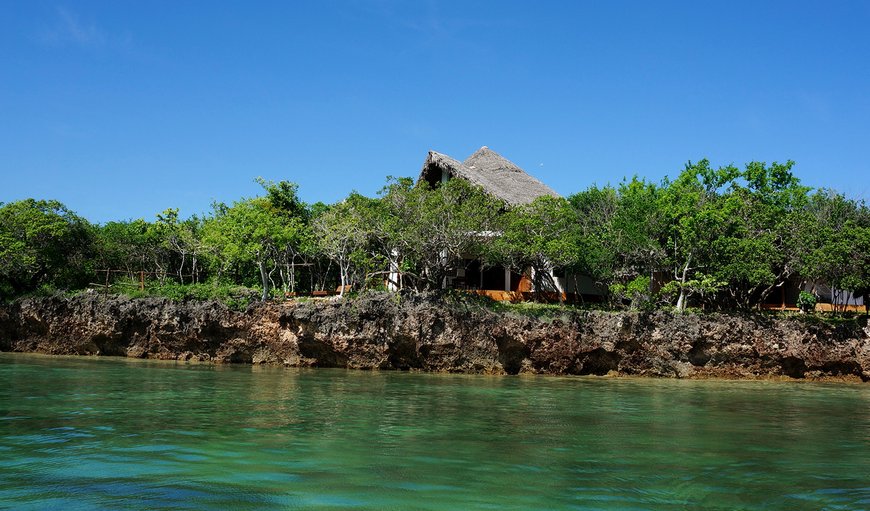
[418,146,559,205]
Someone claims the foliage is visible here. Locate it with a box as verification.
[569,178,667,305]
[4,159,869,316]
[710,161,808,309]
[311,193,376,296]
[202,179,311,300]
[660,272,726,312]
[796,190,870,309]
[113,279,258,311]
[660,160,736,311]
[409,178,504,290]
[655,159,810,311]
[488,195,580,299]
[797,291,817,313]
[609,275,656,310]
[0,199,94,300]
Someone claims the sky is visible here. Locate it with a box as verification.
[1,1,869,223]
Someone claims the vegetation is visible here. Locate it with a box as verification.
[2,159,868,313]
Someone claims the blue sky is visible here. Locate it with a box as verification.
[2,1,869,223]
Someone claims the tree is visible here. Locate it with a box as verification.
[409,179,503,291]
[199,180,311,299]
[152,208,199,284]
[312,193,374,296]
[798,190,870,311]
[489,195,581,300]
[95,219,152,275]
[373,177,424,291]
[256,179,312,294]
[570,179,669,305]
[568,185,619,292]
[612,178,668,282]
[0,199,93,298]
[202,197,296,301]
[314,177,504,294]
[710,161,808,309]
[661,160,737,311]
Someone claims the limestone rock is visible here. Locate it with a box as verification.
[0,294,867,381]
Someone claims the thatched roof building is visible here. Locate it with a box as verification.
[418,146,559,205]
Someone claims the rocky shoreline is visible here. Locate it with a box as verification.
[1,293,869,381]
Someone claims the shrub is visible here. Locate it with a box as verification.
[797,291,817,313]
[610,275,656,310]
[110,278,258,311]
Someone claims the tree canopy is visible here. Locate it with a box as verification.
[3,160,867,313]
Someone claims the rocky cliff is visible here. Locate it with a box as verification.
[1,293,869,381]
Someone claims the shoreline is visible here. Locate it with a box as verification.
[2,351,866,385]
[1,293,868,382]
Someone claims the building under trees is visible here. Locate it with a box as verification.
[1,146,867,312]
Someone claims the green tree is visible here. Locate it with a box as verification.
[202,196,297,301]
[312,193,375,296]
[661,160,737,311]
[612,178,667,284]
[798,190,870,311]
[373,177,423,291]
[256,179,312,293]
[568,185,619,292]
[410,179,503,291]
[0,199,94,298]
[489,195,581,300]
[710,161,808,309]
[152,208,204,284]
[569,179,668,306]
[95,219,152,275]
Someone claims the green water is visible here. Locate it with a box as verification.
[1,353,868,510]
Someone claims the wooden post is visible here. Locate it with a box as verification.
[140,271,145,291]
[104,269,110,295]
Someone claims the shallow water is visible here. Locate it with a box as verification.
[1,353,869,510]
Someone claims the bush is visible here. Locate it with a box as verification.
[610,275,656,310]
[111,278,258,311]
[797,291,817,313]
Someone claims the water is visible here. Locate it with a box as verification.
[1,353,869,510]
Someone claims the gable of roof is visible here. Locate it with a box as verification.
[418,146,559,206]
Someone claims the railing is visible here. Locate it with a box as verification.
[92,270,199,293]
[759,303,868,313]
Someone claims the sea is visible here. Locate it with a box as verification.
[1,352,868,510]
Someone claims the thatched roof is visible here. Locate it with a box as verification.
[418,146,559,206]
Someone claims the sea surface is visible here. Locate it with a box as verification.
[1,353,869,510]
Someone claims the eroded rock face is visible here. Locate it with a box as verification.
[1,294,868,381]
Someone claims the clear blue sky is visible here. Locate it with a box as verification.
[2,1,869,223]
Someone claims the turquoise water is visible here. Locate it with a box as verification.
[1,353,869,510]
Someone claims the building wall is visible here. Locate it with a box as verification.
[555,273,607,297]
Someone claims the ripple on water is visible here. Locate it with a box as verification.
[2,354,870,510]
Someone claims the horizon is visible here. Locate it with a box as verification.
[2,1,868,223]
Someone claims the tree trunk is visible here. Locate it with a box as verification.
[258,259,269,301]
[339,258,348,297]
[268,262,277,295]
[178,251,186,285]
[675,255,692,312]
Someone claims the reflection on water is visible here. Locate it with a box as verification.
[1,353,869,510]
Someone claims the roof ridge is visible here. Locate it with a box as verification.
[418,146,560,205]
